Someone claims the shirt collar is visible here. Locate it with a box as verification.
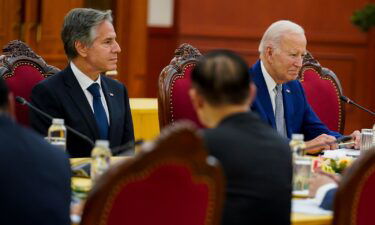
[70,61,102,90]
[260,60,278,93]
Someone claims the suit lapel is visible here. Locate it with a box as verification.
[252,61,276,128]
[282,83,293,138]
[101,76,118,144]
[63,66,100,139]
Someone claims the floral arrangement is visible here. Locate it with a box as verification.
[313,156,354,174]
[351,3,375,32]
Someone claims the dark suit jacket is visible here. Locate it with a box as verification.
[249,60,341,141]
[30,65,134,157]
[0,115,71,225]
[320,187,337,210]
[203,112,292,225]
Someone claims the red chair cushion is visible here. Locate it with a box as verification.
[356,171,375,225]
[5,65,45,126]
[171,64,204,128]
[301,69,340,132]
[107,164,210,225]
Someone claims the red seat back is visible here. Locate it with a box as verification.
[298,52,345,133]
[333,147,375,225]
[81,122,224,225]
[0,40,60,126]
[158,43,204,129]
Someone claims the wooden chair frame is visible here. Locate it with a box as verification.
[81,122,224,225]
[298,51,346,133]
[333,147,375,225]
[0,40,59,78]
[158,43,202,129]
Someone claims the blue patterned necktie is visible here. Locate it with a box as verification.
[275,84,287,137]
[87,83,109,139]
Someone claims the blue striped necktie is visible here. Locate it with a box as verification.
[87,83,109,139]
[275,84,287,137]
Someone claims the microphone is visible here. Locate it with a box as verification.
[340,95,375,116]
[297,135,353,155]
[16,96,95,147]
[111,139,144,156]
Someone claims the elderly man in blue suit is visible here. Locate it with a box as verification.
[30,8,134,157]
[249,20,360,153]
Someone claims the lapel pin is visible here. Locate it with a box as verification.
[109,93,114,97]
[286,89,291,93]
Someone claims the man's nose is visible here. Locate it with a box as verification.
[295,56,303,67]
[113,40,121,53]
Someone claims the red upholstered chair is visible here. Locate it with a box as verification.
[80,122,224,225]
[298,52,345,133]
[158,43,203,129]
[0,40,60,126]
[333,147,375,225]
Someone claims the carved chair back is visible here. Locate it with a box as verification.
[298,52,345,133]
[0,40,60,126]
[158,43,203,129]
[333,147,375,225]
[80,122,224,225]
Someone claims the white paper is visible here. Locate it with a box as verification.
[292,199,332,215]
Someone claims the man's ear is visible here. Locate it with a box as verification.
[75,41,88,57]
[265,46,274,64]
[7,92,15,119]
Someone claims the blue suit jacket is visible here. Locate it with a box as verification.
[0,115,71,225]
[30,65,134,157]
[249,60,341,140]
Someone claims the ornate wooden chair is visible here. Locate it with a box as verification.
[158,43,203,129]
[80,122,224,225]
[298,52,345,133]
[0,40,60,126]
[333,147,375,225]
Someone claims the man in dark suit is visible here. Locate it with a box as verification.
[30,8,134,157]
[189,50,292,225]
[0,78,71,225]
[250,20,360,153]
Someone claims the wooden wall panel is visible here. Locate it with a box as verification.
[174,0,375,132]
[0,0,21,49]
[115,0,148,97]
[35,0,84,69]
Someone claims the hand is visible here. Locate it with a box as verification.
[308,172,338,198]
[305,134,338,154]
[349,130,361,149]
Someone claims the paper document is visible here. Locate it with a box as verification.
[292,199,332,215]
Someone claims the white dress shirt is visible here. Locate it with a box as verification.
[261,60,279,115]
[70,62,110,124]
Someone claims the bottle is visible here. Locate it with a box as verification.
[91,140,112,183]
[290,134,311,193]
[289,134,306,156]
[48,118,67,151]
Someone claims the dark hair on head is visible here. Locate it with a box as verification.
[61,8,113,60]
[0,77,9,110]
[191,49,252,106]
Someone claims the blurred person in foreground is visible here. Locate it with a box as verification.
[0,77,71,225]
[189,50,292,225]
[30,8,134,157]
[249,20,360,153]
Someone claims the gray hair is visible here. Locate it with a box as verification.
[258,20,305,54]
[61,8,113,59]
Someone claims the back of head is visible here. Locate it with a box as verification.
[0,77,8,111]
[258,20,305,54]
[191,50,251,106]
[61,8,113,60]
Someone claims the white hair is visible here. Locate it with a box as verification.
[258,20,305,54]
